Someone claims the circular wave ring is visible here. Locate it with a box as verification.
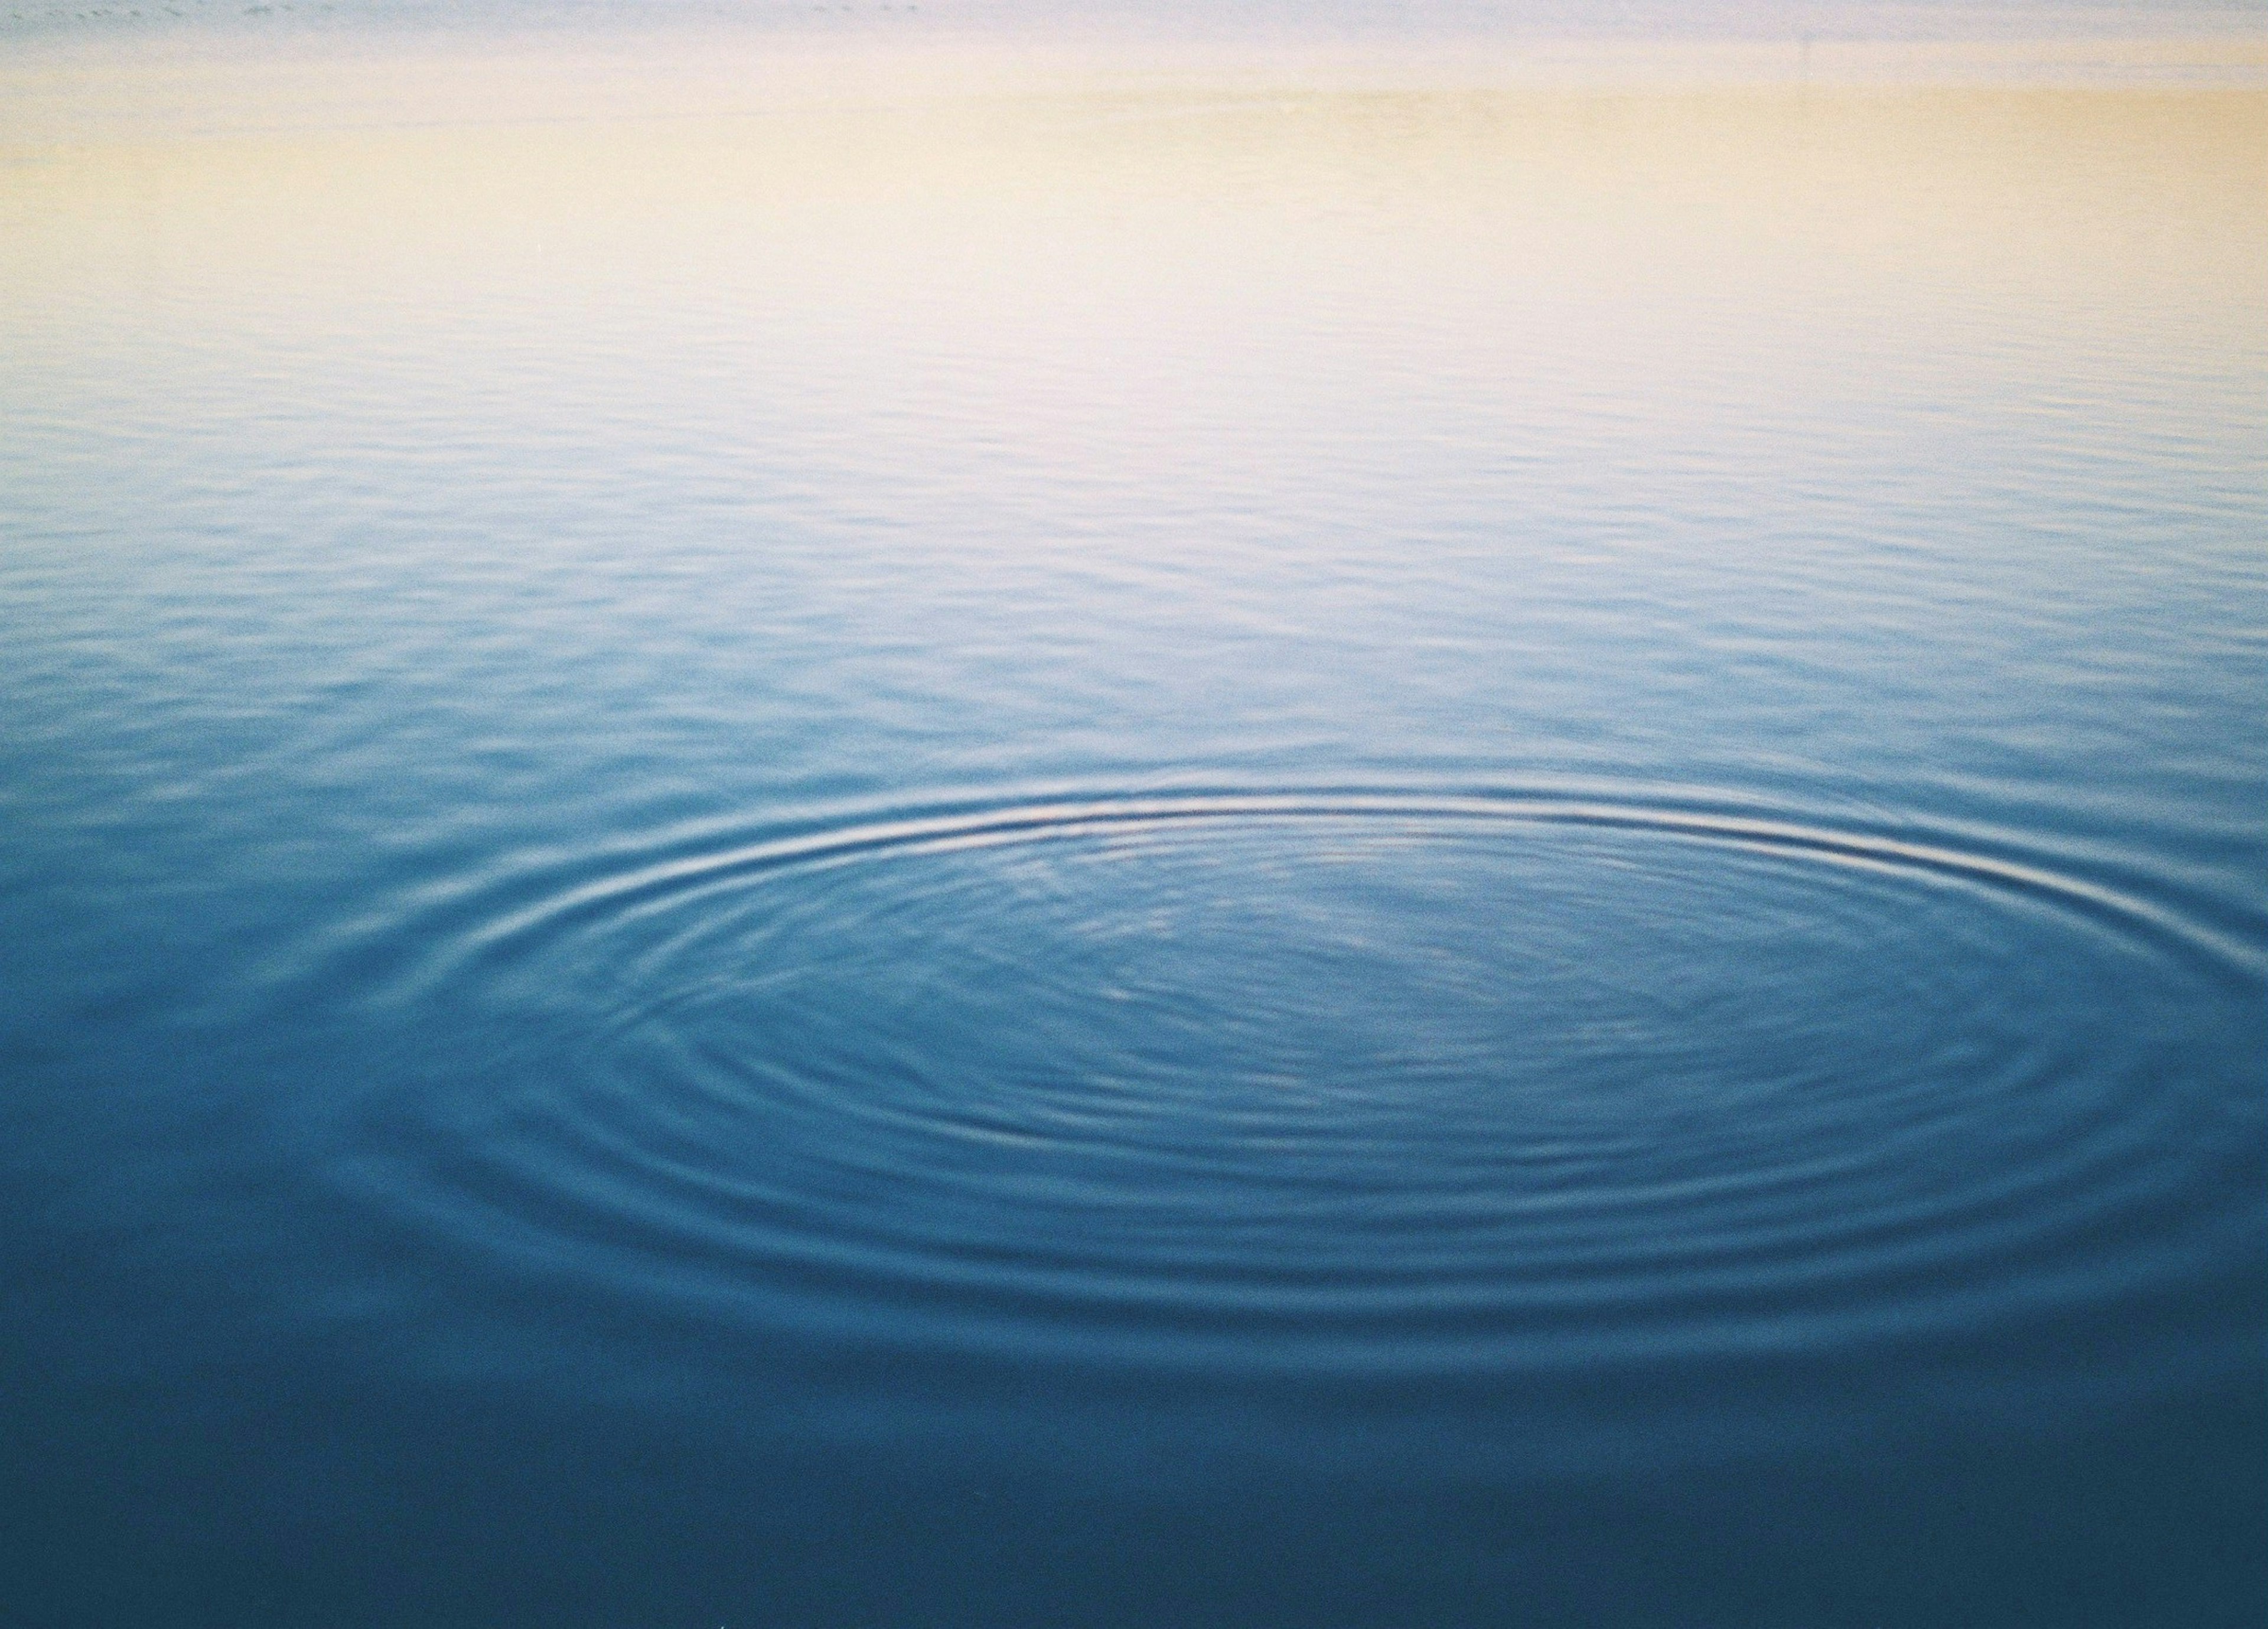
[321,790,2266,1385]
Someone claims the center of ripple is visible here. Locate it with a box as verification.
[612,822,1959,1227]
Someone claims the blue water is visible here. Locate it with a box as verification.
[3,10,2266,1624]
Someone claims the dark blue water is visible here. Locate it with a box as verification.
[3,14,2265,1624]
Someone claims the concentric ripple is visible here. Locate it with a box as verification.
[319,791,2265,1399]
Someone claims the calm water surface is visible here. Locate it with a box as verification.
[2,8,2265,1624]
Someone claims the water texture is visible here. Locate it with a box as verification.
[2,11,2265,1625]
